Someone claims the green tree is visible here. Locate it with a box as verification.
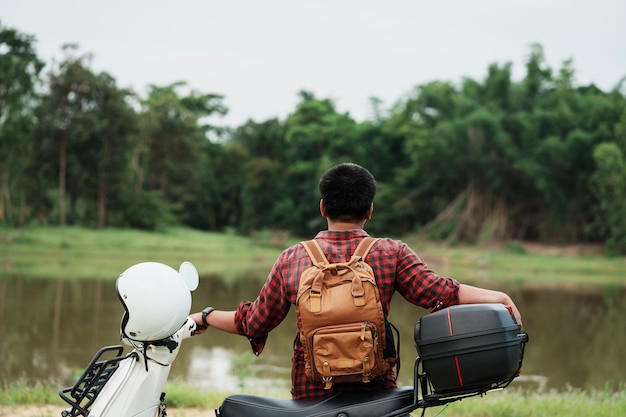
[229,118,287,233]
[590,104,626,253]
[0,23,44,224]
[132,82,227,229]
[36,44,99,226]
[281,91,367,235]
[32,45,139,228]
[88,73,137,228]
[383,80,464,235]
[382,44,626,246]
[591,142,626,254]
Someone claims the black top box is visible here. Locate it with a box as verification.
[414,303,528,394]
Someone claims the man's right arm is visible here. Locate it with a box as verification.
[457,284,522,326]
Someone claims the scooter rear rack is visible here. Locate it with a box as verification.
[59,345,132,417]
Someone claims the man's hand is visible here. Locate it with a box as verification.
[458,284,523,327]
[189,312,208,335]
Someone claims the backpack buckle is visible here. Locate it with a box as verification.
[309,290,321,313]
[351,276,365,306]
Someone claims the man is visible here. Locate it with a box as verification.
[191,162,522,400]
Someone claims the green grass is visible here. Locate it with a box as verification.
[0,380,61,407]
[2,379,625,417]
[435,387,626,417]
[0,226,287,282]
[159,380,227,409]
[1,226,624,288]
[401,236,626,288]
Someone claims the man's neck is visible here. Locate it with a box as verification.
[326,220,367,231]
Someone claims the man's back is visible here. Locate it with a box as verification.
[235,229,460,399]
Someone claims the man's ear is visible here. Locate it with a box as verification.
[319,199,327,217]
[366,203,374,220]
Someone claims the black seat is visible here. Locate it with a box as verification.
[217,386,416,417]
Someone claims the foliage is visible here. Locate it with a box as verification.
[590,142,626,254]
[1,24,626,251]
[0,22,44,224]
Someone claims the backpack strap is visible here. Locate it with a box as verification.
[352,237,380,260]
[302,237,379,264]
[300,240,329,313]
[302,237,379,263]
[301,240,329,265]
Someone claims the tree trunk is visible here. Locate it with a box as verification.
[97,129,110,228]
[131,145,144,194]
[0,165,9,222]
[58,131,67,226]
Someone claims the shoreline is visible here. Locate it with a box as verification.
[0,405,217,417]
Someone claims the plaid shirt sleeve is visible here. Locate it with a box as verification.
[233,247,302,355]
[357,237,459,315]
[386,239,460,311]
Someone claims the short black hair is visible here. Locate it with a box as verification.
[319,163,377,221]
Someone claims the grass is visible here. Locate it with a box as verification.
[0,226,285,282]
[0,380,60,407]
[1,226,624,287]
[401,236,625,288]
[2,379,625,417]
[430,387,626,417]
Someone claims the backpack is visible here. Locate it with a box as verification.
[295,237,398,389]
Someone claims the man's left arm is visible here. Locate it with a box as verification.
[190,310,237,334]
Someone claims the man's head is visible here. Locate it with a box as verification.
[319,163,376,222]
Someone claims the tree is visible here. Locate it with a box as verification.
[132,83,228,229]
[89,73,137,228]
[381,44,626,245]
[591,142,626,254]
[0,23,44,223]
[283,91,365,235]
[32,44,140,228]
[229,118,287,233]
[36,44,100,226]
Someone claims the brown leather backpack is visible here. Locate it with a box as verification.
[296,237,397,389]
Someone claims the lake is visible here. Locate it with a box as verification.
[1,274,624,394]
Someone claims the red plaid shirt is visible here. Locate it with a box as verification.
[234,229,460,399]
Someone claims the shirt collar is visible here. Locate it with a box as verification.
[314,229,370,240]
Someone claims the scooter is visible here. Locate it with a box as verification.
[59,261,528,417]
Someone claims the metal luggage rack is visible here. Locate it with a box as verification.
[384,348,527,417]
[418,370,515,407]
[59,345,135,417]
[416,336,528,409]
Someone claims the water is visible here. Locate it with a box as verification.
[1,275,624,393]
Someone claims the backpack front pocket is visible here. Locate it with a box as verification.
[308,321,382,387]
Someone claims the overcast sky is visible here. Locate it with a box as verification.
[2,0,625,127]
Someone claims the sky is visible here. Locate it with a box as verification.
[2,0,625,127]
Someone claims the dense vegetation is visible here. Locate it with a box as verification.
[1,22,625,253]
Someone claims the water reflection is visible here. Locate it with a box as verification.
[185,345,291,396]
[1,274,624,393]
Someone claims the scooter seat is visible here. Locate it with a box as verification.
[217,386,415,417]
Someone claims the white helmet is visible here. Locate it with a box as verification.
[116,261,199,342]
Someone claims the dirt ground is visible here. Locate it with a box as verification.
[519,241,604,257]
[0,405,216,417]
